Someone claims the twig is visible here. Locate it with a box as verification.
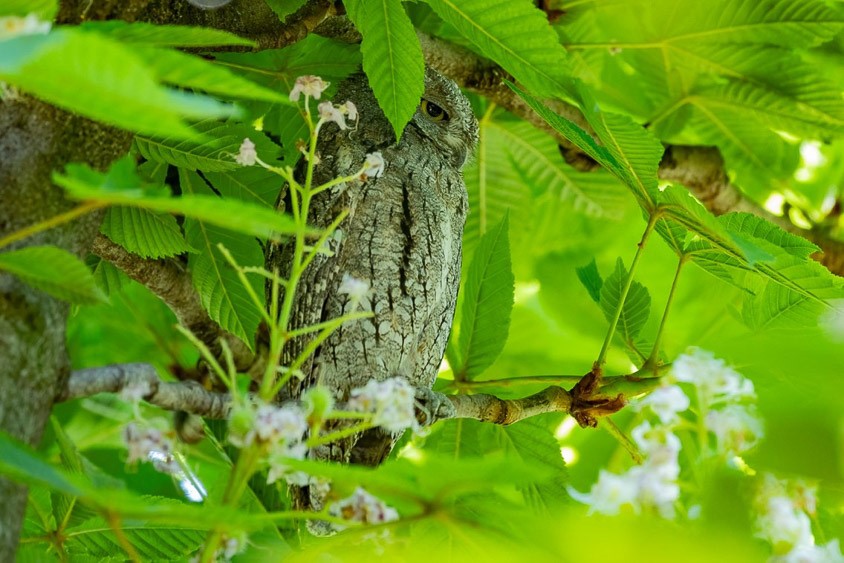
[57,363,231,419]
[56,363,640,427]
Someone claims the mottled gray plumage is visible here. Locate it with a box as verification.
[266,69,477,527]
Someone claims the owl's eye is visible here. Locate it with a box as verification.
[421,99,449,122]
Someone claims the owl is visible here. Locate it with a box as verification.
[265,68,478,529]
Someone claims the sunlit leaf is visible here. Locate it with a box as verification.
[0,246,105,305]
[452,214,515,379]
[0,30,236,138]
[425,0,572,97]
[346,0,425,139]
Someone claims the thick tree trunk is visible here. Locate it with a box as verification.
[0,95,132,559]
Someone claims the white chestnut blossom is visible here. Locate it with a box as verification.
[228,402,310,485]
[289,75,329,102]
[757,496,815,553]
[235,138,257,166]
[359,152,385,181]
[569,470,639,516]
[122,422,179,474]
[573,420,681,518]
[318,101,347,130]
[631,421,681,456]
[635,384,690,424]
[348,377,417,433]
[339,100,358,122]
[329,487,399,528]
[705,404,764,456]
[0,14,51,40]
[672,347,755,404]
[338,273,371,307]
[771,540,844,563]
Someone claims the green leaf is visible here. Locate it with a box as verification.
[461,107,627,273]
[574,83,664,211]
[0,30,237,139]
[741,255,844,329]
[0,431,86,498]
[203,166,283,207]
[508,82,662,211]
[425,0,572,98]
[576,258,603,303]
[600,258,651,342]
[65,517,205,561]
[213,35,361,94]
[181,170,265,347]
[0,431,269,532]
[346,0,425,139]
[1,0,56,18]
[79,21,255,47]
[658,185,772,265]
[89,257,129,296]
[491,119,627,217]
[100,206,192,259]
[0,246,105,305]
[54,158,299,240]
[49,418,85,532]
[694,78,844,138]
[453,214,515,379]
[720,213,820,259]
[284,453,550,512]
[135,120,282,173]
[499,420,569,509]
[132,46,291,104]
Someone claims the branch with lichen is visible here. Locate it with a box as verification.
[57,363,661,429]
[57,363,232,419]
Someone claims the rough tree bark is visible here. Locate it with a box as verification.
[0,97,133,560]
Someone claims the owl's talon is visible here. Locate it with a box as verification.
[414,387,456,426]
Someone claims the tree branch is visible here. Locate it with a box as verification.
[58,363,649,429]
[91,234,258,373]
[58,363,232,419]
[417,34,844,277]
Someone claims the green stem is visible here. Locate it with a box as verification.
[200,446,261,562]
[286,311,372,338]
[646,256,686,369]
[0,201,104,249]
[600,418,643,464]
[308,421,374,447]
[596,214,658,367]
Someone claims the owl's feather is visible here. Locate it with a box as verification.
[265,69,478,530]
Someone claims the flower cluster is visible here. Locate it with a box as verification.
[573,348,765,518]
[228,402,309,485]
[674,347,763,457]
[338,273,371,309]
[571,417,682,518]
[755,474,843,562]
[0,14,51,40]
[329,487,399,529]
[318,100,358,131]
[673,347,756,405]
[348,377,418,433]
[236,138,257,166]
[289,75,329,102]
[122,422,180,474]
[359,152,385,181]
